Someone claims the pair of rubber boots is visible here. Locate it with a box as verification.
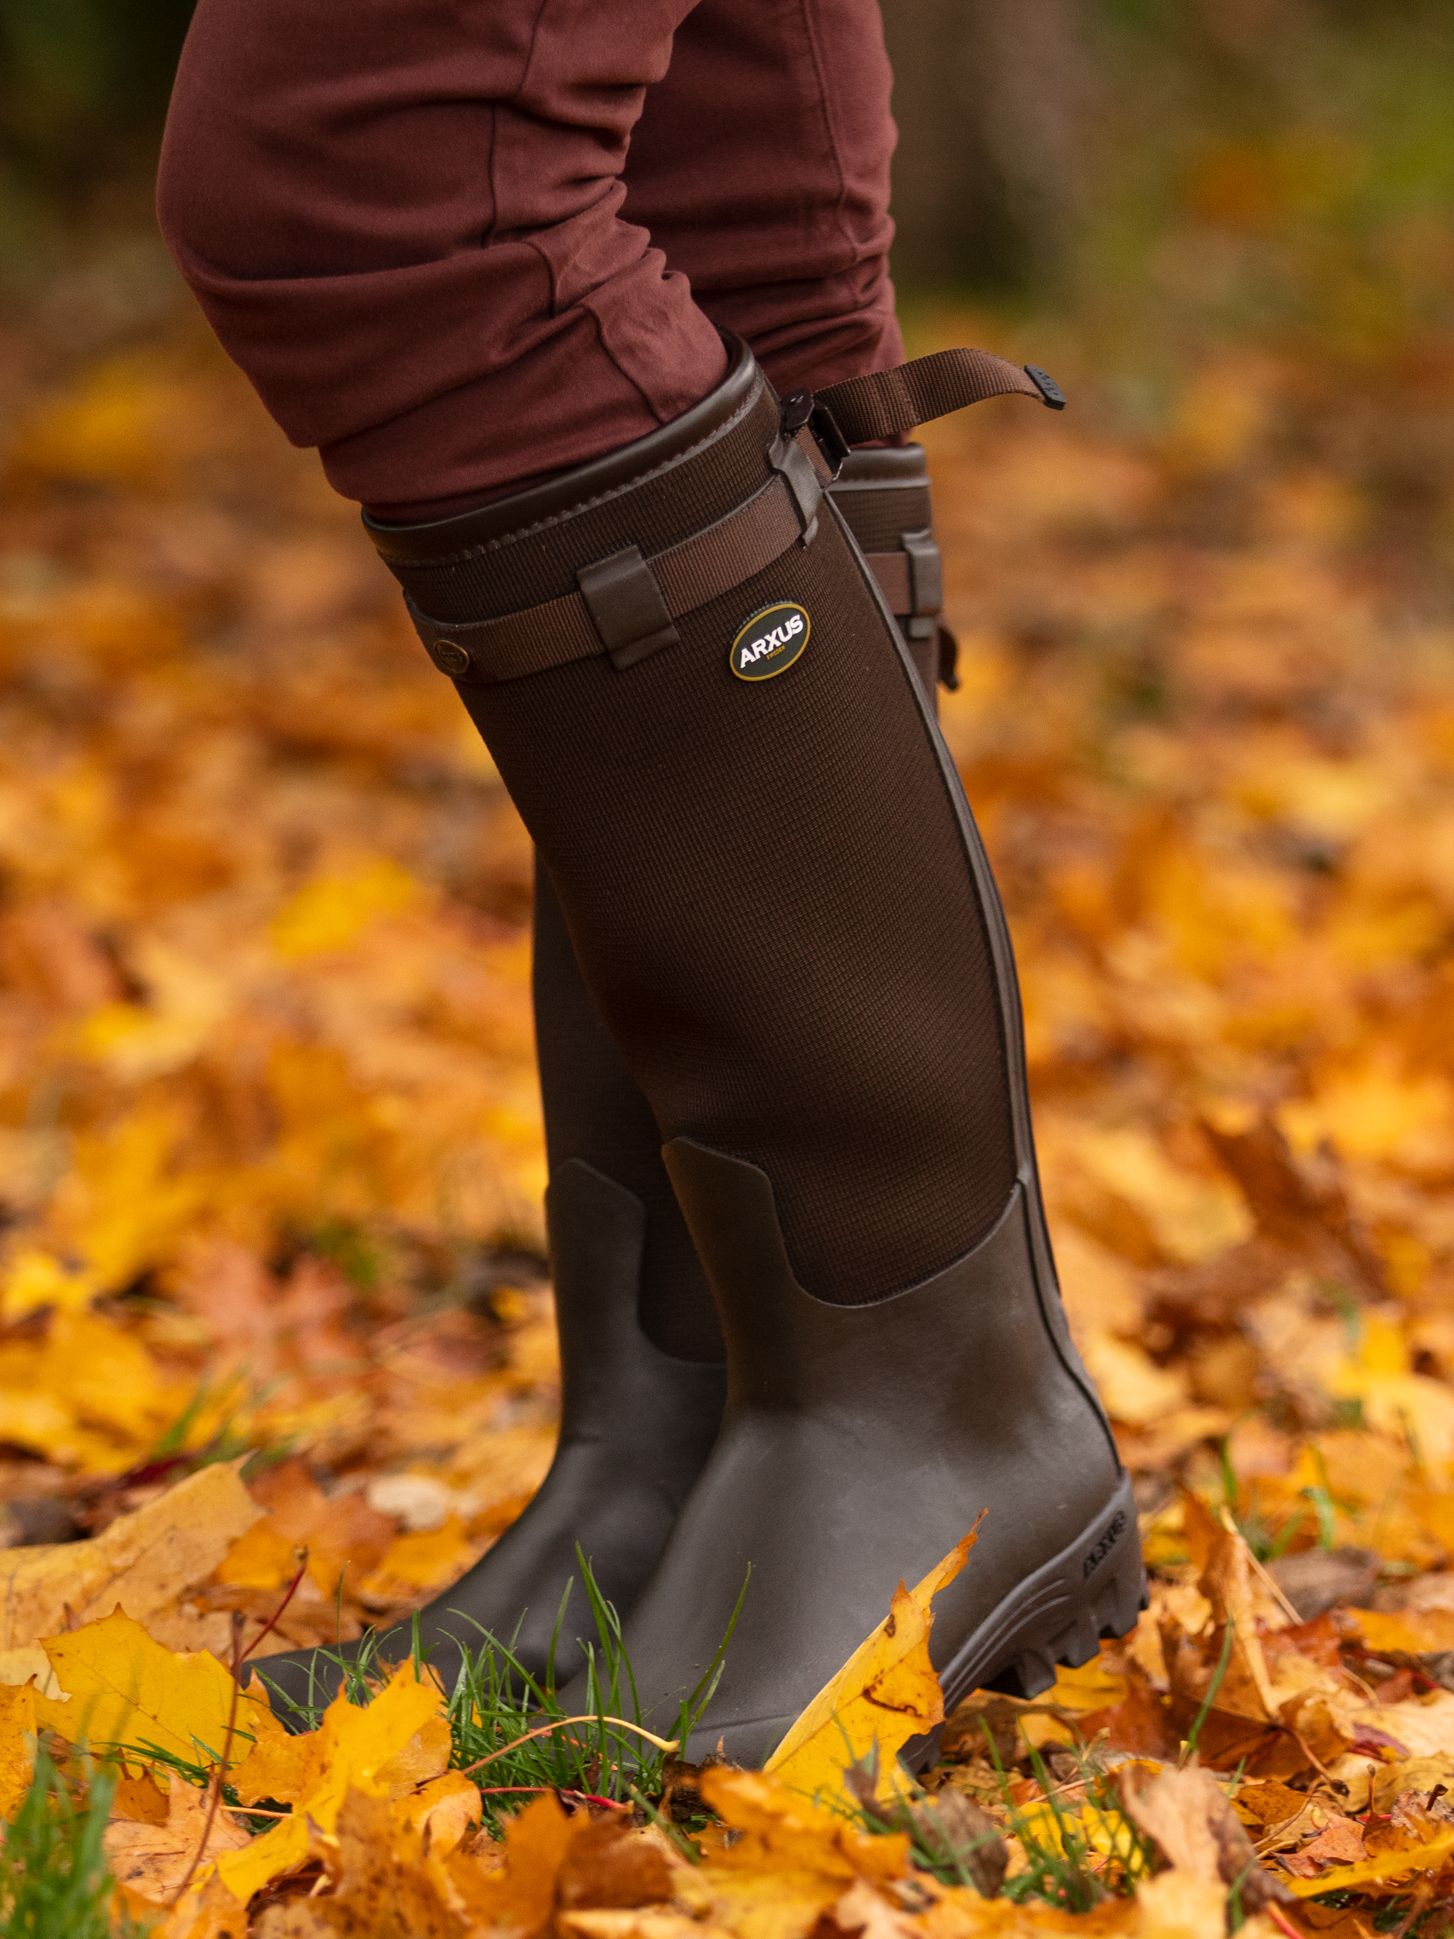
[256,340,1145,1768]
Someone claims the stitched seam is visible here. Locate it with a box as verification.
[513,0,555,112]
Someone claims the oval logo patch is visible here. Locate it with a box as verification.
[730,601,811,681]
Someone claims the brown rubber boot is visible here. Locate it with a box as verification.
[252,405,964,1719]
[327,337,1142,1764]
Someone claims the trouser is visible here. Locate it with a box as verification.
[157,0,904,518]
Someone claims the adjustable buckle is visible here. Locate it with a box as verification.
[779,389,852,479]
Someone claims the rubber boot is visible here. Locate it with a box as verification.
[348,338,1143,1766]
[251,424,963,1718]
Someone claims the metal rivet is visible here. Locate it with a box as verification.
[431,637,471,678]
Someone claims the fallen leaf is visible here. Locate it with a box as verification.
[220,1662,451,1903]
[1122,1762,1281,1908]
[0,1462,262,1654]
[251,1785,469,1938]
[105,1777,251,1907]
[0,1680,37,1818]
[765,1528,977,1804]
[1282,1824,1454,1897]
[34,1608,278,1769]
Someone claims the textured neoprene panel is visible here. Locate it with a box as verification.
[833,481,933,555]
[389,368,1017,1306]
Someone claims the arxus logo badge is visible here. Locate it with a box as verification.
[730,601,811,681]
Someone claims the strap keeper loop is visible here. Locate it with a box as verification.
[901,527,944,633]
[768,433,826,544]
[577,546,681,671]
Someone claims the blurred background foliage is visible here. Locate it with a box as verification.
[2,0,1451,341]
[0,0,1450,589]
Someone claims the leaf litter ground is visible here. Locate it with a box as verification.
[0,291,1453,1936]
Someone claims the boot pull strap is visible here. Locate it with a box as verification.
[792,348,1065,455]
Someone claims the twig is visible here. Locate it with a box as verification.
[241,1550,310,1665]
[458,1715,678,1777]
[1266,1903,1305,1939]
[1246,1547,1302,1628]
[169,1608,246,1909]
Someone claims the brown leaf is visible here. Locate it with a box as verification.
[1279,1814,1367,1877]
[1122,1763,1291,1911]
[845,1770,1007,1900]
[1269,1549,1380,1624]
[0,1462,262,1657]
[557,1817,678,1911]
[104,1780,250,1907]
[1200,1117,1386,1297]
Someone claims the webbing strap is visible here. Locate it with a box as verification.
[406,345,1058,686]
[814,348,1063,446]
[409,431,827,685]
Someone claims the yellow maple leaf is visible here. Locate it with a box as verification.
[104,1775,251,1909]
[244,1784,474,1939]
[35,1609,279,1769]
[441,1789,597,1931]
[763,1527,978,1805]
[219,1662,451,1903]
[149,1872,251,1939]
[703,1767,909,1884]
[678,1767,911,1938]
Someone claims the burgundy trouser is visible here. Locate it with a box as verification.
[157,0,903,517]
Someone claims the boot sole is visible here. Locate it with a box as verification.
[901,1472,1146,1772]
[687,1477,1146,1772]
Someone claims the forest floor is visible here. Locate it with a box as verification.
[1,278,1453,1936]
